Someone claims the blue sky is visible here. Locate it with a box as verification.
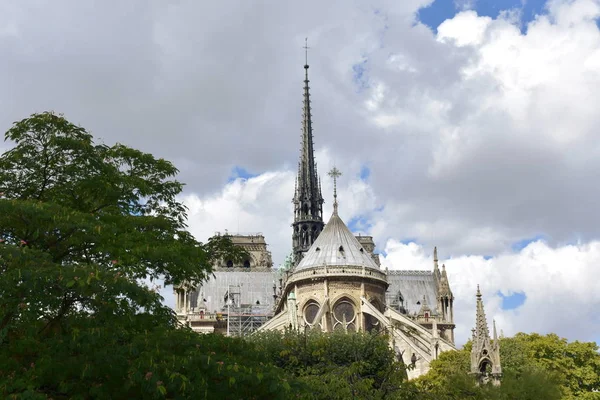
[228,166,258,183]
[418,0,548,33]
[497,291,527,310]
[512,234,547,251]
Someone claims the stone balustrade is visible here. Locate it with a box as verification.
[288,265,388,284]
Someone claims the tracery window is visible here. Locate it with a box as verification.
[304,302,321,330]
[333,299,356,332]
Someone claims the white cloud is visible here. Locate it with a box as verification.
[381,239,600,345]
[2,0,600,346]
[437,11,492,46]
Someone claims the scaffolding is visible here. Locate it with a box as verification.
[226,284,273,337]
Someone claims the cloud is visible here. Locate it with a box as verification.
[2,0,600,346]
[381,239,600,345]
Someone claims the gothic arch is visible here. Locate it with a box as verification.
[332,297,358,332]
[478,357,493,375]
[302,300,322,329]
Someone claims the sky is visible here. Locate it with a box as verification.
[1,0,600,347]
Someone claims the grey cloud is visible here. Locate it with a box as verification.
[2,1,600,286]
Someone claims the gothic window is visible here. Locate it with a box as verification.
[243,260,251,268]
[333,299,356,332]
[304,302,321,330]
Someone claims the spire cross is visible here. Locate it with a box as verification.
[328,167,342,213]
[303,37,310,66]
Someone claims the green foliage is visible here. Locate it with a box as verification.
[0,112,273,399]
[250,329,417,400]
[416,333,600,400]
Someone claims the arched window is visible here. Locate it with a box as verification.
[243,260,251,268]
[333,299,356,332]
[226,260,233,268]
[479,359,492,375]
[304,302,321,330]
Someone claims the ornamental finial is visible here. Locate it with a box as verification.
[328,166,342,214]
[303,37,310,67]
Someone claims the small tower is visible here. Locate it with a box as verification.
[470,286,502,386]
[433,248,455,343]
[292,39,325,265]
[438,264,454,322]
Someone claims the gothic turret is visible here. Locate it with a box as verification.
[470,285,502,386]
[438,264,454,323]
[433,248,455,342]
[292,43,324,265]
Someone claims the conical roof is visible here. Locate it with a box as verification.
[295,210,381,271]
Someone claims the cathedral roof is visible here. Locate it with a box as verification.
[295,209,381,271]
[386,271,439,315]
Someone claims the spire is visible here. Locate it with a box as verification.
[474,285,489,339]
[439,264,451,295]
[292,38,325,265]
[300,37,317,197]
[328,167,342,215]
[471,286,502,386]
[304,37,309,66]
[493,319,498,341]
[433,246,442,286]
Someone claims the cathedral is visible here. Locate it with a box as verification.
[174,56,501,380]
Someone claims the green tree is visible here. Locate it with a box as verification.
[417,333,600,400]
[0,112,294,399]
[250,329,419,400]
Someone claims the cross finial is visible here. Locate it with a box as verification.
[303,37,310,66]
[328,167,342,214]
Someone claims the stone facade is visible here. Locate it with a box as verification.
[259,206,457,379]
[174,233,277,334]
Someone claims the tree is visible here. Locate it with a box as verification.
[0,112,293,399]
[416,333,600,400]
[250,329,419,400]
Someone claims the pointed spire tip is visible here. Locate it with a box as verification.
[328,167,342,215]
